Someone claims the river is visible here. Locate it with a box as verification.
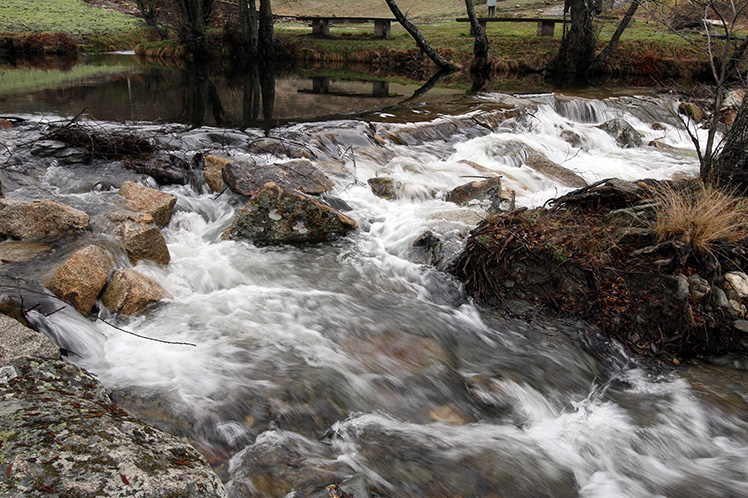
[2,56,748,497]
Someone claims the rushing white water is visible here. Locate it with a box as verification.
[9,92,748,497]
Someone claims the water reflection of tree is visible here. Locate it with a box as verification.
[180,63,226,127]
[180,62,276,130]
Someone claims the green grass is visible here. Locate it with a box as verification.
[0,0,141,39]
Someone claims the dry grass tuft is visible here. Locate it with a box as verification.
[651,184,748,253]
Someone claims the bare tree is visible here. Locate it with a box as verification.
[172,0,215,58]
[135,0,162,27]
[639,0,748,178]
[383,0,456,71]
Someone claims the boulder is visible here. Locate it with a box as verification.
[118,181,177,228]
[0,118,13,129]
[223,182,357,244]
[0,197,90,239]
[446,177,503,212]
[678,101,705,122]
[46,245,113,316]
[723,272,748,300]
[524,153,587,188]
[122,222,171,265]
[1,355,228,498]
[203,155,229,192]
[598,119,643,148]
[223,159,334,196]
[368,177,398,200]
[127,153,192,186]
[0,314,58,363]
[102,269,172,316]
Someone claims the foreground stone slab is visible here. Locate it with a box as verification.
[0,357,227,498]
[0,197,89,239]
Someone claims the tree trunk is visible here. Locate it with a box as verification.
[546,0,597,85]
[258,0,275,59]
[238,0,259,57]
[383,0,457,71]
[587,0,638,75]
[712,94,748,190]
[465,0,489,60]
[174,0,210,59]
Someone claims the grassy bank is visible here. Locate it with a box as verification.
[0,0,720,79]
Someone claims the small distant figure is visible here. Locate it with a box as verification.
[487,0,497,17]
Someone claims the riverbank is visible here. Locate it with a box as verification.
[0,0,715,80]
[451,178,748,365]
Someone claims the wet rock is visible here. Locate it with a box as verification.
[0,197,90,239]
[0,177,3,196]
[0,241,52,263]
[524,153,587,188]
[118,181,177,228]
[410,230,443,266]
[0,313,57,362]
[487,139,534,166]
[247,137,315,159]
[30,139,89,163]
[223,159,334,196]
[223,182,357,244]
[106,209,156,225]
[678,101,705,121]
[122,221,171,265]
[446,177,503,212]
[0,118,13,129]
[127,153,192,185]
[651,122,666,130]
[560,129,585,147]
[203,155,230,192]
[648,140,677,150]
[720,89,745,126]
[368,177,398,200]
[101,269,171,316]
[1,356,228,498]
[46,244,113,316]
[0,295,27,326]
[598,118,643,147]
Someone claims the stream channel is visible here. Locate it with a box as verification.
[3,55,748,497]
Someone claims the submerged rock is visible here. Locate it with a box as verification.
[0,241,52,263]
[101,269,171,316]
[524,153,587,188]
[118,181,177,228]
[446,177,503,212]
[598,118,643,148]
[223,159,334,196]
[223,182,357,244]
[0,197,90,240]
[46,244,113,316]
[367,176,398,200]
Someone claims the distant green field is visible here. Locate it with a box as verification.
[0,0,140,37]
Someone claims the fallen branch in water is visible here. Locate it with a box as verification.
[1,280,196,348]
